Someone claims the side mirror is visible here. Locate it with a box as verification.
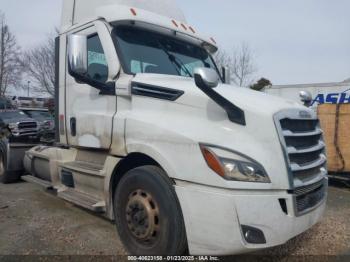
[67,34,114,95]
[299,90,312,107]
[222,66,231,84]
[194,68,219,89]
[68,34,88,76]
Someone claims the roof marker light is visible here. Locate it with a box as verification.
[181,23,187,30]
[210,37,217,44]
[189,26,196,34]
[130,8,137,16]
[172,20,179,27]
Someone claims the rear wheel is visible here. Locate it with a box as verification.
[0,141,10,184]
[0,154,5,183]
[114,166,187,255]
[0,140,19,184]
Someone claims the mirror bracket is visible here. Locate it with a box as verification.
[194,67,246,126]
[299,90,313,107]
[68,63,115,96]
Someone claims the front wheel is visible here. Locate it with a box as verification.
[114,166,187,255]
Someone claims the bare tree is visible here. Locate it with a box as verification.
[214,49,232,72]
[23,29,58,96]
[214,43,257,87]
[231,43,257,87]
[0,12,22,96]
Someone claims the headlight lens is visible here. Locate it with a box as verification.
[8,123,17,129]
[39,121,52,129]
[200,145,270,183]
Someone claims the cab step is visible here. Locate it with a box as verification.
[22,175,53,190]
[60,161,105,177]
[58,188,106,213]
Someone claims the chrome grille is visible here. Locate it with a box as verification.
[276,112,327,182]
[275,110,328,215]
[12,121,38,137]
[18,122,37,129]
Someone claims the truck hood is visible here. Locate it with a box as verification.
[133,74,304,116]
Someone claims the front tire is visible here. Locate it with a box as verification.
[114,166,187,255]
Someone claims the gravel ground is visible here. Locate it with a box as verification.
[0,180,349,257]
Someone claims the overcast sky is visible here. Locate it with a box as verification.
[0,0,349,85]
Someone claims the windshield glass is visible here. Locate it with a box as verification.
[0,111,28,120]
[24,110,52,119]
[113,26,219,78]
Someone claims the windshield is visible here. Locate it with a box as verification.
[113,26,220,78]
[0,111,28,120]
[24,110,52,119]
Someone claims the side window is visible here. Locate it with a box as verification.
[87,34,108,83]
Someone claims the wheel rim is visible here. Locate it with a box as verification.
[0,156,4,177]
[126,189,160,244]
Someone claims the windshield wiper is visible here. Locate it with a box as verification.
[157,41,193,77]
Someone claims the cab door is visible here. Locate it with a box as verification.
[65,21,120,149]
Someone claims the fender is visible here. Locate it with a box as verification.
[126,142,178,180]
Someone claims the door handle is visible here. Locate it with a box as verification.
[70,117,76,137]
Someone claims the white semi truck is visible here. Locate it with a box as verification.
[0,0,328,255]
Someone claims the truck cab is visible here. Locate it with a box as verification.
[19,0,327,255]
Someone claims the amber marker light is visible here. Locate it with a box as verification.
[200,145,225,177]
[172,20,179,27]
[130,8,137,16]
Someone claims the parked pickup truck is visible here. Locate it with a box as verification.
[0,110,39,139]
[0,110,39,183]
[21,108,55,143]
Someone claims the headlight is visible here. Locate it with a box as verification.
[39,121,51,129]
[200,144,270,183]
[8,123,17,129]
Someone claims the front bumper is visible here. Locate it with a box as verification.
[175,181,327,255]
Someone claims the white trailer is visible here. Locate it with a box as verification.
[1,0,328,255]
[264,79,350,108]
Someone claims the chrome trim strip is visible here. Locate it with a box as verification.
[290,155,327,172]
[131,82,184,101]
[282,128,322,137]
[133,86,173,96]
[287,141,325,154]
[294,178,325,195]
[293,168,327,188]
